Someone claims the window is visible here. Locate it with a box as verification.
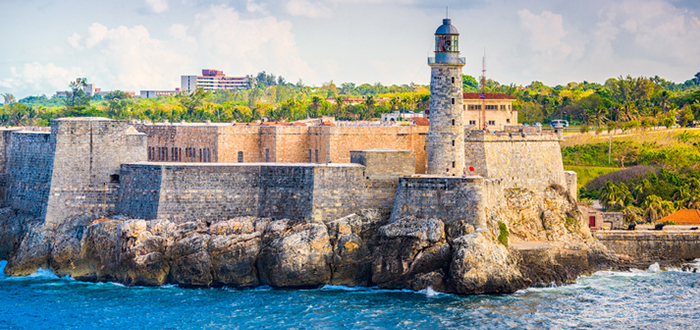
[265,149,270,162]
[238,151,244,163]
[469,120,476,125]
[451,119,455,126]
[110,174,120,184]
[468,105,481,110]
[452,161,455,168]
[451,98,455,105]
[315,149,319,163]
[506,119,511,123]
[199,149,202,162]
[488,120,495,125]
[486,105,497,110]
[500,105,507,110]
[309,149,313,163]
[165,148,168,161]
[452,140,455,146]
[451,77,455,84]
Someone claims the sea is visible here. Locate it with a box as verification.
[1,260,699,330]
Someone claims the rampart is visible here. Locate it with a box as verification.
[7,131,53,215]
[594,230,700,261]
[118,162,392,223]
[464,130,571,196]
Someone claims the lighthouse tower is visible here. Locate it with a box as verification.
[427,18,465,175]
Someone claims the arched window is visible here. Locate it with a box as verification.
[238,151,244,163]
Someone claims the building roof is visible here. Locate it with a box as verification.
[463,93,517,100]
[657,209,700,224]
[435,18,459,35]
[412,117,429,126]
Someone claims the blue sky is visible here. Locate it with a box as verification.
[1,0,699,98]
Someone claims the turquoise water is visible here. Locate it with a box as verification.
[1,260,699,329]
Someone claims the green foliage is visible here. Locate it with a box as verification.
[462,75,479,92]
[497,221,509,247]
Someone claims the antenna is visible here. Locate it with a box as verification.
[481,49,487,130]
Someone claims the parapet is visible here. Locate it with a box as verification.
[350,148,415,178]
[465,129,562,142]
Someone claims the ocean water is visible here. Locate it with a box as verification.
[1,260,699,330]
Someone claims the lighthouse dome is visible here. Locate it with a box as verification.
[435,18,459,35]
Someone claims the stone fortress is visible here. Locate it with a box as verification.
[0,18,603,293]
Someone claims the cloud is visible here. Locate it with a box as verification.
[145,0,168,13]
[246,0,267,13]
[0,62,84,95]
[517,9,572,57]
[51,4,314,93]
[285,0,333,18]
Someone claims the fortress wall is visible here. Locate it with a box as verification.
[390,176,485,226]
[135,124,218,162]
[258,165,315,220]
[217,126,262,163]
[350,149,416,211]
[44,119,146,224]
[264,126,311,163]
[310,126,428,173]
[311,165,369,222]
[118,163,163,220]
[117,163,370,223]
[465,130,566,194]
[0,129,21,174]
[7,132,53,215]
[564,171,578,200]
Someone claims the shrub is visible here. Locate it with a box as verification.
[497,221,509,247]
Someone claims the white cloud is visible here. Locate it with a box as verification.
[285,0,333,18]
[145,0,168,13]
[0,62,84,95]
[517,9,572,57]
[246,0,267,13]
[48,4,314,93]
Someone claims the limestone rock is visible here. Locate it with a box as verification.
[372,216,450,289]
[257,219,332,288]
[79,220,124,282]
[0,209,25,263]
[449,231,525,294]
[166,233,213,287]
[5,220,55,276]
[326,210,389,286]
[119,219,172,286]
[49,213,97,278]
[208,217,266,287]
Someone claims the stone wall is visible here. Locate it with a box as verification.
[7,131,53,215]
[44,118,147,224]
[217,126,263,163]
[464,130,566,195]
[390,176,485,226]
[594,231,700,260]
[564,171,577,200]
[117,163,379,223]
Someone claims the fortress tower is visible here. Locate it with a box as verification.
[427,18,465,175]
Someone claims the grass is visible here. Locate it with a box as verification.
[564,165,621,191]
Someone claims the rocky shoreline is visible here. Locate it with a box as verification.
[0,186,625,294]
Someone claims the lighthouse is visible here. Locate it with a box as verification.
[427,18,465,176]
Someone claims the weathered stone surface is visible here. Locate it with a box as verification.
[166,233,213,287]
[257,219,332,288]
[372,216,450,289]
[449,231,525,294]
[208,217,266,287]
[49,213,97,278]
[79,220,123,282]
[327,210,389,286]
[0,209,26,263]
[5,220,54,276]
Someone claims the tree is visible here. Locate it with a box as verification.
[694,72,700,86]
[2,93,15,105]
[64,78,92,108]
[462,75,479,92]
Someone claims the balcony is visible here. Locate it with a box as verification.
[428,57,466,65]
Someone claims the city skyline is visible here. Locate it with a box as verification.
[1,0,699,98]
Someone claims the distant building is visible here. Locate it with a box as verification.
[140,89,181,99]
[181,69,249,92]
[381,111,425,122]
[462,92,517,131]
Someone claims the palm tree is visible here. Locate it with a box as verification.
[363,96,376,118]
[334,96,345,119]
[642,195,676,223]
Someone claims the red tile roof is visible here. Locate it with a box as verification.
[412,117,430,126]
[657,209,700,224]
[463,93,516,100]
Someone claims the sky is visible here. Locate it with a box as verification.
[0,0,699,98]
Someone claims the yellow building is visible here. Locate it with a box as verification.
[462,92,517,131]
